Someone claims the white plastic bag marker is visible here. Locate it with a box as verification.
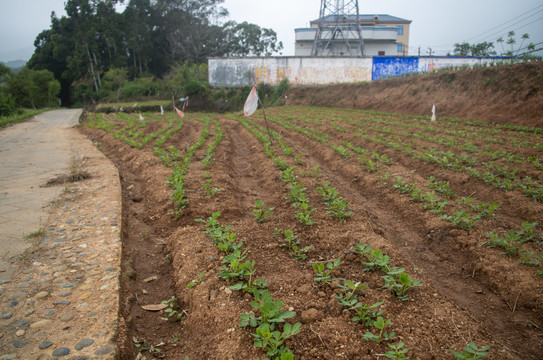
[244,85,259,117]
[431,104,436,122]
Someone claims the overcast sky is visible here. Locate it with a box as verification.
[1,0,542,62]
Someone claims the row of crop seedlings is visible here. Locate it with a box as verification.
[200,118,224,197]
[230,115,421,355]
[356,120,543,180]
[283,105,542,150]
[195,211,301,360]
[194,191,418,357]
[274,109,543,274]
[323,111,543,202]
[230,114,355,226]
[85,112,117,132]
[270,112,482,229]
[295,107,543,192]
[114,112,181,149]
[165,117,211,217]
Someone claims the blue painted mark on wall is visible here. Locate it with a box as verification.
[372,57,419,81]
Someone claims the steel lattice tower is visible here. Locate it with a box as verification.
[311,0,365,56]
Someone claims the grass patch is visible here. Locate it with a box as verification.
[0,109,53,129]
[24,227,45,239]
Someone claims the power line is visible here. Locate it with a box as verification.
[466,4,543,42]
[476,13,543,43]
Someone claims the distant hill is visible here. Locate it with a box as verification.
[3,60,27,69]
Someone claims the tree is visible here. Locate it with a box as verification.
[453,42,496,56]
[103,68,128,101]
[0,63,15,115]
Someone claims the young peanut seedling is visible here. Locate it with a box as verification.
[450,342,490,359]
[385,341,410,359]
[253,322,300,359]
[312,258,341,284]
[362,316,395,344]
[254,200,274,223]
[336,279,366,307]
[240,289,296,329]
[351,301,384,327]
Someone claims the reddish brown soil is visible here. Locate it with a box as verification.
[79,64,543,360]
[283,61,543,128]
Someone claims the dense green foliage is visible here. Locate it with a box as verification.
[0,62,60,116]
[26,0,283,106]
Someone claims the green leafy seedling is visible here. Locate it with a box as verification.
[450,342,490,359]
[254,200,274,223]
[312,258,340,284]
[385,341,410,359]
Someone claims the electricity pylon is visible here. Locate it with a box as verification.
[311,0,365,56]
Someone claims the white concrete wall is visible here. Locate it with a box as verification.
[208,57,373,86]
[208,56,511,86]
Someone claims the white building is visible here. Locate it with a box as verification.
[295,14,412,56]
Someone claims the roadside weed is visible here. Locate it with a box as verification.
[185,272,205,288]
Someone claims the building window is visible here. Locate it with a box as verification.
[397,26,404,35]
[378,51,385,56]
[397,43,403,52]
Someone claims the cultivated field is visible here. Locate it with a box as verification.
[81,106,543,360]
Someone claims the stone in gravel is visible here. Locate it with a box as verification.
[39,340,54,349]
[8,300,19,308]
[26,299,36,306]
[59,290,72,297]
[75,274,85,280]
[53,300,71,306]
[23,275,32,281]
[17,283,30,288]
[60,312,75,321]
[45,309,55,316]
[16,330,25,337]
[35,291,50,299]
[75,338,94,350]
[79,292,91,300]
[11,291,27,299]
[0,311,13,319]
[30,319,52,329]
[0,354,16,359]
[40,271,50,276]
[94,346,114,355]
[14,319,29,327]
[104,266,115,271]
[52,347,70,357]
[61,283,76,288]
[25,309,35,316]
[13,339,28,348]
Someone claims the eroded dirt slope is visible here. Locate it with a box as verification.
[283,61,543,128]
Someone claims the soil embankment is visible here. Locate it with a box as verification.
[284,61,543,127]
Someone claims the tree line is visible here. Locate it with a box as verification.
[1,0,283,114]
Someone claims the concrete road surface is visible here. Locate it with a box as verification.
[0,109,82,283]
